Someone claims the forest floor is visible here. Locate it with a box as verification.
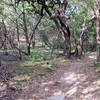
[1,52,100,100]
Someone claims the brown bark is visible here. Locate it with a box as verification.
[21,0,71,56]
[32,34,35,48]
[22,0,30,55]
[2,19,8,55]
[0,38,6,48]
[0,60,1,66]
[58,2,71,56]
[22,1,42,53]
[4,43,8,55]
[30,16,43,48]
[6,35,28,55]
[15,0,22,60]
[16,20,22,59]
[75,16,96,56]
[95,0,100,61]
[0,54,1,66]
[44,0,71,56]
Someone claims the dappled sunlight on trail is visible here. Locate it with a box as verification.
[11,53,100,100]
[1,53,100,100]
[87,52,97,60]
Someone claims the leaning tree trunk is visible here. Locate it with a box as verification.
[58,1,71,56]
[60,26,71,56]
[75,16,96,56]
[27,16,43,50]
[44,0,71,57]
[75,15,87,56]
[53,19,71,56]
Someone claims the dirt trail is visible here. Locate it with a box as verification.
[1,52,100,100]
[14,52,100,100]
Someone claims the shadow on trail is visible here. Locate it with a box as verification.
[0,54,25,100]
[1,52,100,100]
[12,52,100,100]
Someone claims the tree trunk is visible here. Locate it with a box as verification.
[15,0,22,60]
[75,40,83,56]
[45,1,71,57]
[22,0,30,55]
[0,58,1,66]
[58,2,71,56]
[16,20,22,59]
[97,45,100,62]
[30,16,43,49]
[75,16,96,56]
[2,19,8,55]
[96,15,100,61]
[4,43,8,55]
[62,28,71,56]
[95,0,100,61]
[32,24,35,49]
[32,39,35,48]
[27,44,31,55]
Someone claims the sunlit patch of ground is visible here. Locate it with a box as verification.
[13,75,31,82]
[0,82,7,91]
[1,52,100,100]
[87,52,96,60]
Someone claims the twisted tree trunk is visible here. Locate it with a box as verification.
[58,2,71,56]
[45,0,71,57]
[75,16,96,56]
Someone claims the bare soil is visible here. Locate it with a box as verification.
[1,52,100,100]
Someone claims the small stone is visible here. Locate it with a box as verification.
[45,87,49,91]
[39,82,48,87]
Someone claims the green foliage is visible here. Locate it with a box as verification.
[45,67,54,72]
[19,78,28,82]
[15,66,22,70]
[0,79,3,83]
[44,63,54,72]
[16,82,22,87]
[28,49,57,62]
[93,60,100,67]
[22,63,41,70]
[97,70,100,73]
[38,73,46,76]
[18,70,29,75]
[31,65,41,70]
[54,39,64,49]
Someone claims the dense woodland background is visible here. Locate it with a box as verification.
[0,0,99,59]
[1,0,100,99]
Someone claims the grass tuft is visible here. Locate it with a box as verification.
[19,78,28,82]
[38,73,46,76]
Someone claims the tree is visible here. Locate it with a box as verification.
[17,0,71,57]
[75,15,96,56]
[95,0,100,61]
